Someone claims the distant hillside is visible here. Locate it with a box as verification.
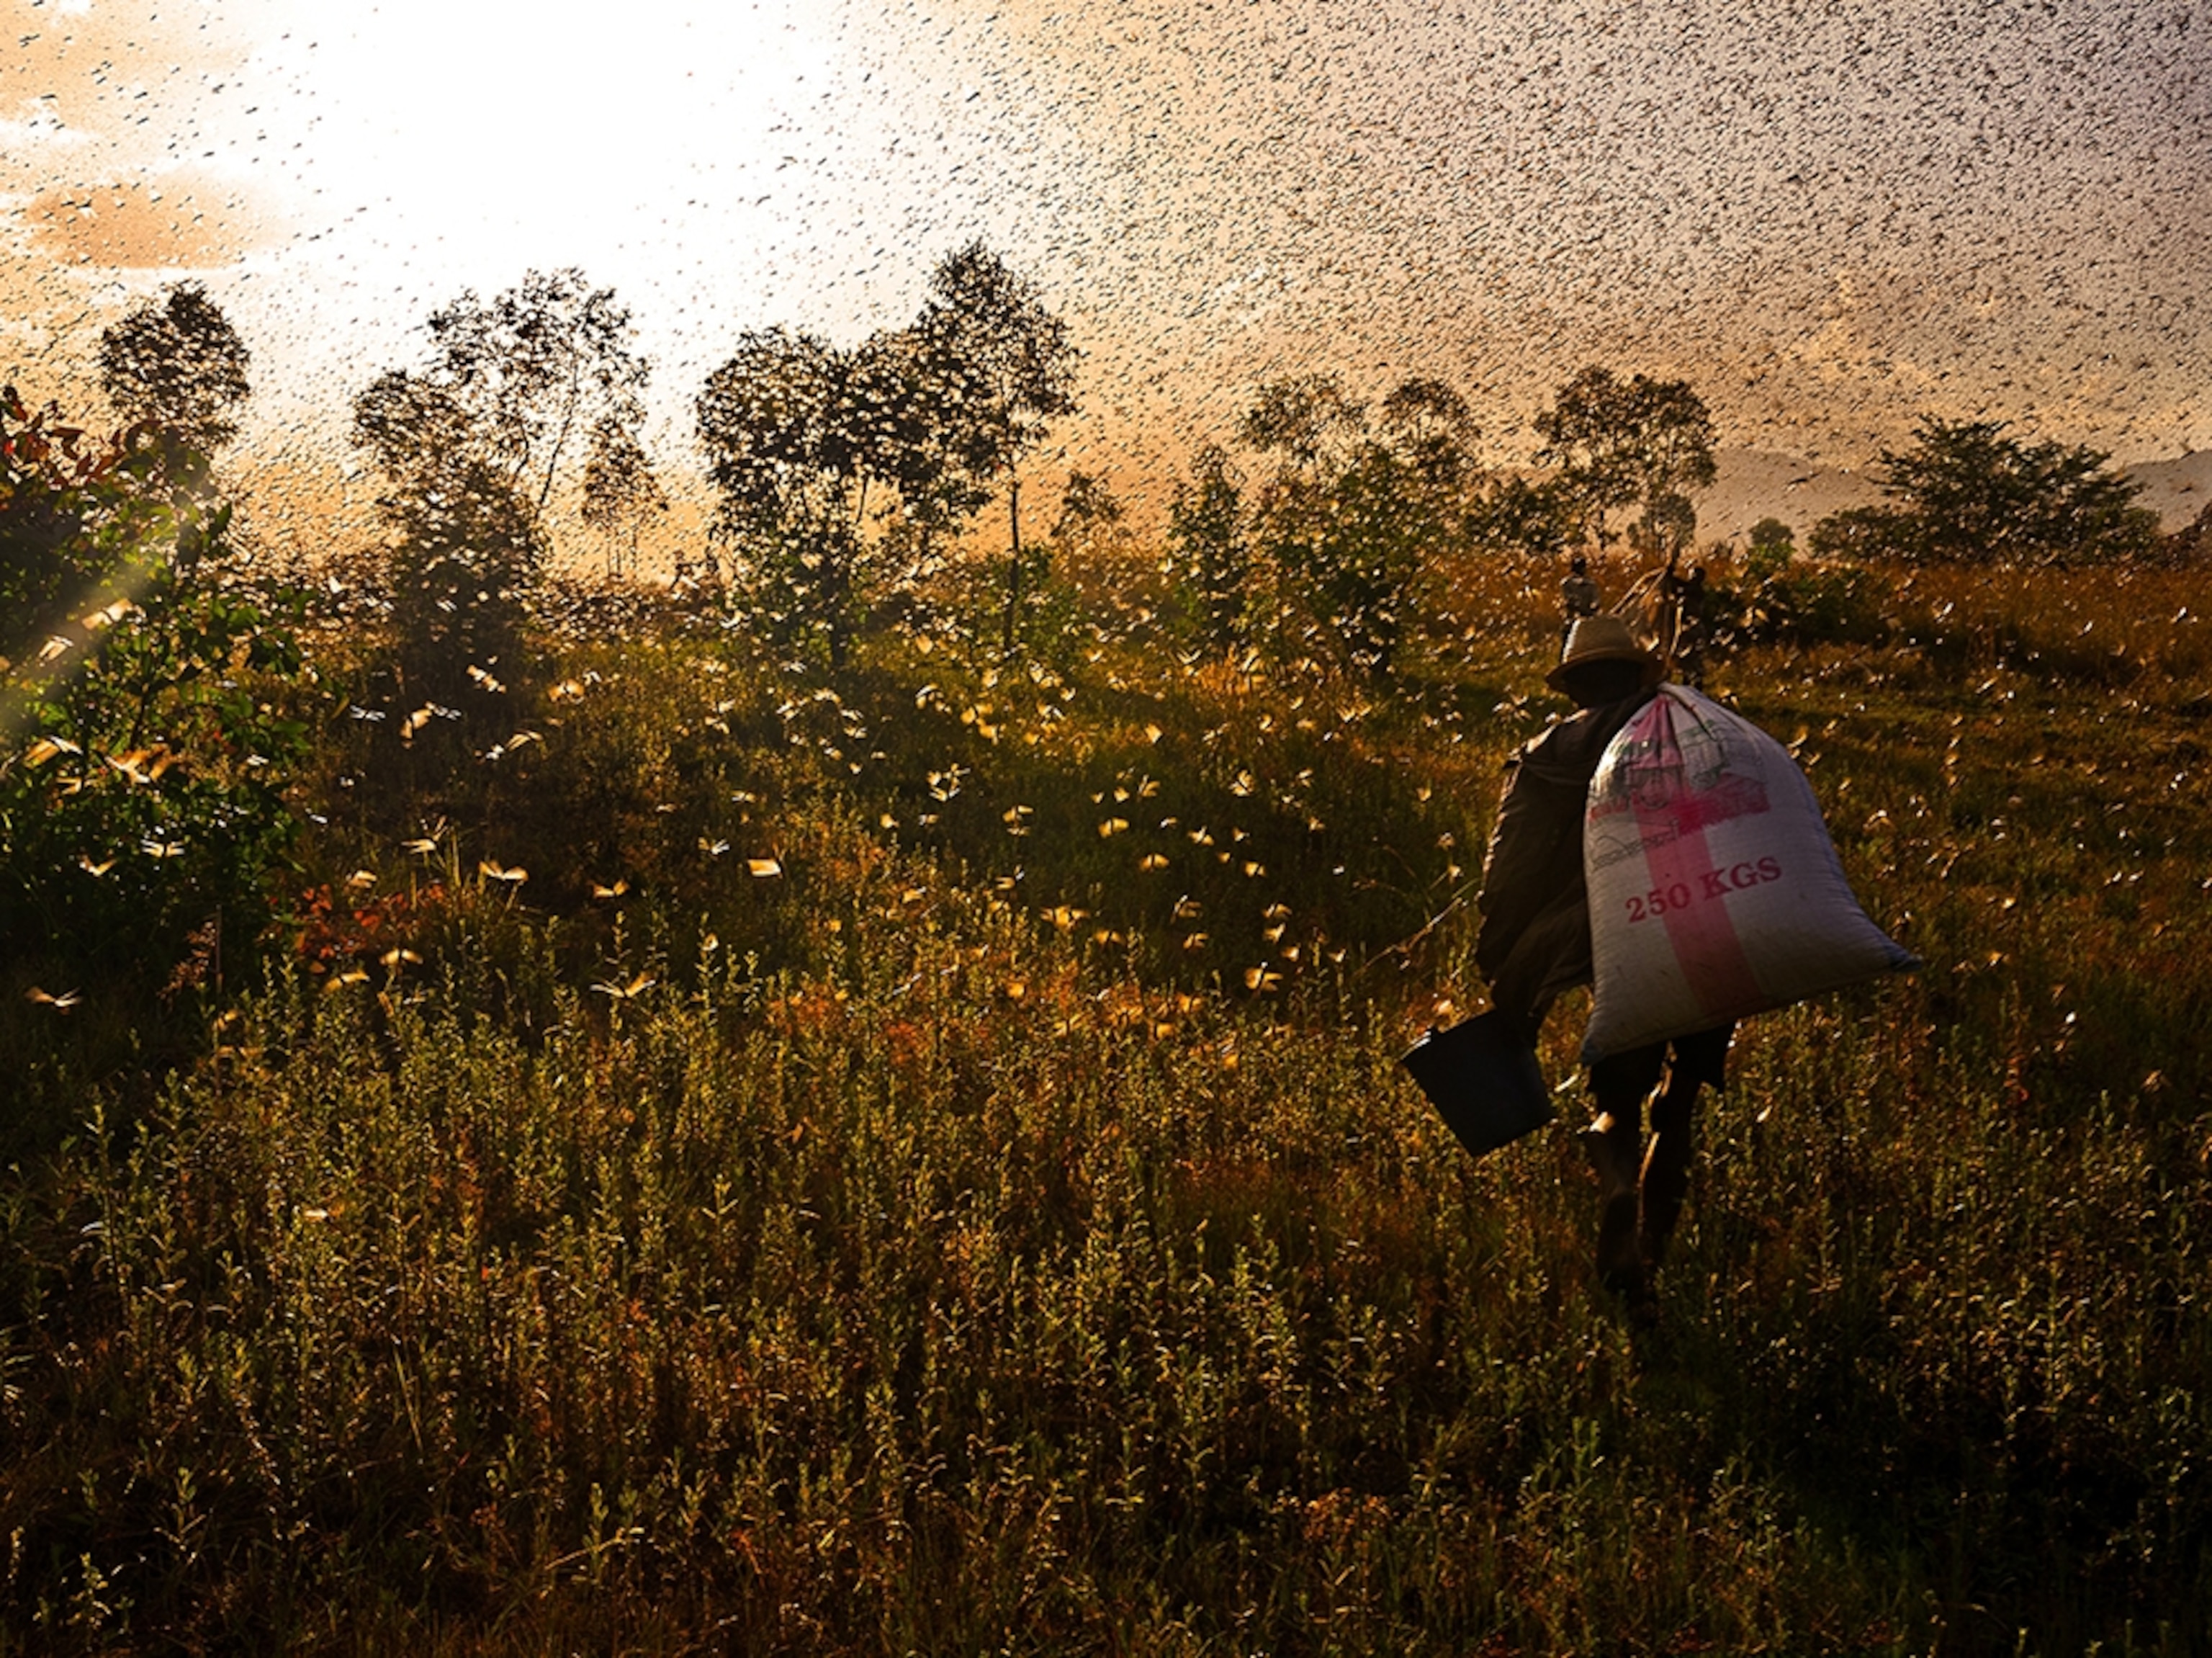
[1698,451,1884,545]
[1699,447,2212,547]
[2117,449,2212,533]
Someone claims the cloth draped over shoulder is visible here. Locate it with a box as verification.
[1475,688,1655,1038]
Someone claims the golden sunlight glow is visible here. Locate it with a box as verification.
[8,0,2211,557]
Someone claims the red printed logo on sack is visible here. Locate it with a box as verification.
[1588,704,1771,870]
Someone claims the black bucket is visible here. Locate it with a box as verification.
[1399,1010,1553,1159]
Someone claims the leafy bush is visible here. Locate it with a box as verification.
[1238,375,1478,681]
[374,457,546,707]
[1,391,315,985]
[1731,538,1893,647]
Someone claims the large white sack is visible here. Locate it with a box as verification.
[1581,686,1916,1065]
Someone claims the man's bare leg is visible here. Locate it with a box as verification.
[1584,1091,1648,1294]
[1639,1075,1701,1275]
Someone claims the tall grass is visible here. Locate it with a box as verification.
[3,559,2206,1653]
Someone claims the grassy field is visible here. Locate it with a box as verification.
[3,552,2208,1654]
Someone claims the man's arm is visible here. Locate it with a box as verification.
[1474,744,1587,980]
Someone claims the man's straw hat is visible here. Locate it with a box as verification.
[1547,614,1661,692]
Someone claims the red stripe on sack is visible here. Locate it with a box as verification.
[1629,698,1767,1022]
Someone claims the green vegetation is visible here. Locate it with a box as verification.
[1809,418,2161,568]
[6,272,2210,1653]
[349,269,654,707]
[1,390,310,992]
[6,526,2211,1651]
[1167,443,1253,655]
[693,243,1079,668]
[1534,367,1717,557]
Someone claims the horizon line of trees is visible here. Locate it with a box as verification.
[1162,365,1725,678]
[19,266,2186,697]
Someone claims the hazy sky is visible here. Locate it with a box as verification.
[6,0,2209,517]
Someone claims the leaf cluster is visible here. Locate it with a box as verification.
[1189,374,1487,679]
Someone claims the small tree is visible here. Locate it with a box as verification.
[1380,379,1480,492]
[423,269,649,513]
[911,243,1080,658]
[1379,376,1485,553]
[1748,516,1796,557]
[1236,372,1363,645]
[1304,440,1426,679]
[1053,470,1124,546]
[851,323,989,572]
[1633,490,1699,561]
[1167,443,1251,653]
[351,270,652,698]
[374,453,547,694]
[1534,366,1717,550]
[1807,504,1915,564]
[1236,374,1452,681]
[580,416,667,579]
[696,325,917,666]
[96,281,251,456]
[1475,474,1576,559]
[351,367,481,498]
[351,372,537,702]
[1861,416,2159,565]
[1050,468,1128,593]
[1236,373,1367,478]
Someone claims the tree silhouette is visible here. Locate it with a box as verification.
[1476,475,1575,560]
[911,242,1079,657]
[1235,372,1365,478]
[1236,374,1460,680]
[96,282,251,456]
[347,270,647,701]
[351,369,480,498]
[1748,516,1796,555]
[353,269,654,542]
[1305,439,1427,679]
[1052,469,1124,547]
[839,323,989,570]
[1635,490,1699,560]
[369,454,545,702]
[1865,416,2157,566]
[1534,366,1716,552]
[1378,376,1484,544]
[696,325,920,665]
[1237,373,1360,656]
[351,367,541,698]
[1050,468,1125,577]
[423,269,649,512]
[1168,443,1251,653]
[580,416,668,579]
[1379,378,1479,484]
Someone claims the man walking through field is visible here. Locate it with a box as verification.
[1474,615,1732,1301]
